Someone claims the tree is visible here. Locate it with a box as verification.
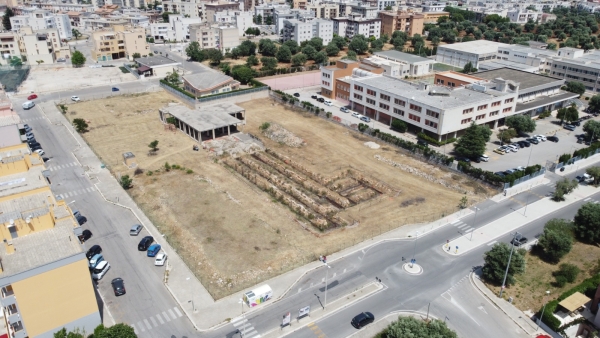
[391,119,407,132]
[9,56,22,67]
[148,140,159,152]
[245,27,258,36]
[3,7,14,31]
[497,128,517,144]
[308,37,323,51]
[93,323,137,338]
[552,178,579,201]
[462,61,477,74]
[313,51,328,65]
[343,50,358,61]
[246,54,259,67]
[132,52,141,59]
[524,20,536,33]
[537,218,573,263]
[482,242,526,286]
[260,56,277,70]
[574,202,600,243]
[553,263,580,287]
[431,36,441,46]
[276,44,292,62]
[72,28,82,40]
[370,38,384,51]
[454,122,492,158]
[186,41,205,61]
[325,42,339,56]
[505,115,536,135]
[205,48,223,65]
[36,60,44,65]
[348,34,369,54]
[375,316,458,338]
[71,50,86,67]
[283,40,299,54]
[556,104,579,125]
[54,327,85,338]
[586,166,600,186]
[162,11,173,23]
[384,5,393,10]
[301,45,317,60]
[120,174,132,189]
[231,65,254,84]
[565,81,586,96]
[254,14,262,24]
[265,16,273,25]
[73,118,88,133]
[237,40,257,56]
[291,53,307,66]
[258,39,277,56]
[165,71,179,85]
[583,120,600,141]
[331,35,347,49]
[588,94,600,115]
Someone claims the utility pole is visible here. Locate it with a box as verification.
[499,232,520,298]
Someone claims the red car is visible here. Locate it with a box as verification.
[27,94,38,100]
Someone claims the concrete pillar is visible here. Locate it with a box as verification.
[438,134,442,142]
[212,129,215,140]
[453,131,457,138]
[494,120,499,129]
[227,125,231,135]
[376,111,380,121]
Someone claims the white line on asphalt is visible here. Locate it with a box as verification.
[162,311,171,322]
[156,313,164,325]
[310,282,313,287]
[333,273,336,277]
[143,319,152,330]
[343,268,347,273]
[150,316,158,327]
[232,318,247,326]
[453,222,463,227]
[238,322,253,330]
[137,321,145,332]
[174,307,183,317]
[487,241,497,246]
[321,278,325,283]
[132,325,138,334]
[585,197,591,201]
[451,219,460,224]
[298,288,301,293]
[244,330,258,338]
[457,224,467,229]
[168,309,177,320]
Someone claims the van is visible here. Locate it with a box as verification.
[324,100,332,106]
[22,101,35,109]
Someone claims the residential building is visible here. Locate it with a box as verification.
[305,3,339,19]
[162,0,203,19]
[435,39,510,69]
[373,50,434,76]
[10,10,72,40]
[91,25,149,61]
[379,10,424,37]
[213,10,254,36]
[274,8,314,34]
[0,32,21,66]
[577,1,600,13]
[19,27,70,64]
[188,23,240,52]
[332,14,381,39]
[377,0,398,11]
[421,1,446,12]
[254,3,289,24]
[81,15,130,31]
[150,14,202,41]
[282,18,333,45]
[420,11,449,24]
[340,3,379,19]
[320,59,384,100]
[183,66,240,97]
[205,2,241,23]
[507,9,542,24]
[0,127,101,338]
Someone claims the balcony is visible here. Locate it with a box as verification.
[2,286,14,298]
[9,321,24,338]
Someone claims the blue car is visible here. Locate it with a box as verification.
[147,244,161,257]
[111,87,120,92]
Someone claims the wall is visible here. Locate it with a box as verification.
[260,71,322,90]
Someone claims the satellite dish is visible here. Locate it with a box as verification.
[9,219,14,225]
[26,216,32,224]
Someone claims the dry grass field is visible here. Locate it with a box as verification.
[68,92,494,299]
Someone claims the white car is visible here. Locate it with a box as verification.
[534,135,547,141]
[478,154,489,162]
[71,96,80,102]
[351,112,362,119]
[505,145,518,152]
[340,107,349,113]
[92,261,111,280]
[34,149,45,156]
[155,252,167,266]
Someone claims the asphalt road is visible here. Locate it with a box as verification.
[14,97,196,337]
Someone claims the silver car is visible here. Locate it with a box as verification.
[130,224,143,236]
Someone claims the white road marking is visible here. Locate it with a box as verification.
[143,319,152,330]
[150,316,158,327]
[451,219,460,224]
[584,197,591,201]
[132,325,138,334]
[298,288,301,293]
[487,240,497,246]
[457,224,468,229]
[174,307,183,317]
[168,309,177,320]
[162,311,171,322]
[343,268,346,273]
[156,313,164,325]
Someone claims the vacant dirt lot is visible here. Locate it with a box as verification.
[20,65,135,93]
[69,93,494,299]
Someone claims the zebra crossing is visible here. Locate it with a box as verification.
[55,186,96,200]
[48,162,78,171]
[131,306,184,334]
[20,116,44,123]
[231,316,261,338]
[451,219,474,234]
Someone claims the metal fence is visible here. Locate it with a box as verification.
[503,168,546,190]
[0,65,30,92]
[159,82,196,105]
[550,148,600,172]
[197,86,269,103]
[122,63,139,79]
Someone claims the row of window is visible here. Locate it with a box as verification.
[323,73,331,79]
[322,80,330,86]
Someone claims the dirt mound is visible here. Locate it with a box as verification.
[262,123,305,147]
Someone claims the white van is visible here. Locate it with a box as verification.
[22,101,35,109]
[243,284,273,307]
[324,100,332,106]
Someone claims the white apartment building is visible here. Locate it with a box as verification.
[10,10,72,40]
[421,1,446,12]
[0,32,21,66]
[377,0,398,11]
[274,8,314,34]
[332,15,381,39]
[254,3,289,22]
[507,9,542,24]
[577,2,600,13]
[188,23,240,52]
[149,15,202,41]
[213,10,254,36]
[305,3,339,19]
[341,3,379,19]
[19,27,70,64]
[282,18,333,45]
[162,0,203,19]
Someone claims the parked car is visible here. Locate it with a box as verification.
[89,254,104,269]
[317,98,325,103]
[564,124,576,131]
[138,236,154,251]
[534,135,547,142]
[155,253,168,266]
[22,101,35,109]
[510,143,521,149]
[130,224,143,236]
[27,94,38,100]
[478,154,489,162]
[29,142,41,150]
[92,261,111,280]
[76,214,87,225]
[547,135,559,142]
[340,107,349,113]
[311,95,318,100]
[517,140,530,148]
[293,93,300,97]
[417,139,428,147]
[111,87,120,92]
[34,149,45,156]
[572,121,581,127]
[493,147,506,155]
[511,236,528,247]
[71,96,80,102]
[506,144,518,152]
[147,244,161,257]
[80,229,92,242]
[111,278,126,296]
[576,173,592,182]
[526,138,539,145]
[455,156,471,163]
[504,169,517,175]
[351,112,361,119]
[57,58,66,62]
[86,245,102,260]
[351,312,375,329]
[494,171,506,177]
[514,166,525,171]
[360,116,371,122]
[324,100,333,106]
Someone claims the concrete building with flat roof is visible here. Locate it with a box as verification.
[183,68,240,97]
[373,50,434,77]
[378,10,424,38]
[134,55,181,78]
[332,15,381,39]
[435,39,510,69]
[282,18,333,45]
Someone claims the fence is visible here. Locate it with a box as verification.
[159,81,196,106]
[0,65,30,92]
[550,148,600,172]
[197,85,269,103]
[122,63,139,79]
[503,168,546,190]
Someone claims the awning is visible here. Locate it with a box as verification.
[137,65,151,73]
[558,292,591,313]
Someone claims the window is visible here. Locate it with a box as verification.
[491,101,501,107]
[366,98,376,105]
[425,120,438,128]
[394,98,405,106]
[476,114,485,120]
[379,103,389,110]
[354,93,362,100]
[409,114,420,122]
[461,118,472,124]
[504,98,514,104]
[426,109,439,119]
[502,107,512,113]
[477,104,488,111]
[489,111,499,117]
[322,81,330,86]
[380,93,390,101]
[354,85,363,91]
[462,108,474,114]
[393,108,404,116]
[366,89,376,96]
[409,104,422,113]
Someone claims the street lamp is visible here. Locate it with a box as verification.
[186,277,195,312]
[411,231,419,268]
[469,206,480,241]
[238,298,246,337]
[523,142,535,216]
[323,263,331,309]
[499,232,520,298]
[537,290,551,331]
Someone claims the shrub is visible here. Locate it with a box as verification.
[417,132,457,146]
[164,162,171,171]
[186,169,194,174]
[160,79,196,99]
[558,153,572,163]
[259,122,271,131]
[120,175,132,189]
[391,119,407,133]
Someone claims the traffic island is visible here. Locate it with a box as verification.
[402,263,423,275]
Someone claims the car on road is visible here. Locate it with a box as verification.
[293,93,300,97]
[511,236,528,247]
[147,244,161,257]
[351,112,361,118]
[351,312,374,329]
[572,121,581,127]
[111,278,126,296]
[526,138,539,145]
[34,149,45,156]
[340,107,349,113]
[360,116,371,122]
[311,95,318,100]
[71,96,80,102]
[111,87,120,92]
[29,142,41,150]
[547,135,559,142]
[92,261,111,280]
[80,229,92,242]
[130,224,143,236]
[86,245,102,260]
[22,101,35,109]
[576,173,592,182]
[564,124,576,131]
[517,140,530,148]
[417,139,428,147]
[138,236,154,251]
[27,94,38,100]
[317,98,325,103]
[155,252,168,266]
[89,254,104,269]
[324,100,333,106]
[534,135,547,142]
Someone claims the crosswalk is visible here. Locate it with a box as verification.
[131,306,184,334]
[55,186,96,200]
[451,219,474,234]
[20,116,44,123]
[48,162,78,171]
[583,197,600,204]
[231,316,261,338]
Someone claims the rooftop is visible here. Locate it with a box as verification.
[160,102,244,132]
[0,165,50,199]
[515,91,579,113]
[478,59,540,72]
[474,68,563,90]
[0,125,22,148]
[183,68,236,91]
[135,55,180,68]
[374,50,433,64]
[438,39,508,54]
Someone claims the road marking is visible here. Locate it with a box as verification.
[310,282,313,287]
[464,228,474,233]
[162,311,171,322]
[487,240,497,246]
[451,219,460,224]
[245,330,258,338]
[233,319,248,327]
[156,313,164,325]
[168,309,177,320]
[298,288,302,293]
[132,324,138,334]
[231,317,246,325]
[174,307,183,317]
[584,197,591,201]
[321,278,325,283]
[457,224,468,229]
[453,222,463,227]
[343,268,346,273]
[143,319,152,330]
[332,272,336,277]
[150,316,158,327]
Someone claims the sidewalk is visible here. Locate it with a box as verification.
[490,175,549,203]
[346,311,432,338]
[556,151,600,176]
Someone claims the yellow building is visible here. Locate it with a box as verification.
[0,126,101,338]
[91,24,149,61]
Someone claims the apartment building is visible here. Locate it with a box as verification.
[213,10,253,36]
[305,3,339,19]
[332,14,381,39]
[10,10,72,40]
[205,2,241,23]
[0,128,101,338]
[274,8,314,35]
[507,9,542,24]
[340,3,379,19]
[19,27,70,64]
[577,1,600,13]
[162,0,203,19]
[188,23,240,52]
[320,59,384,100]
[379,10,424,37]
[377,0,398,10]
[0,32,21,66]
[421,1,446,12]
[254,3,290,23]
[150,14,202,41]
[282,18,333,45]
[91,25,149,61]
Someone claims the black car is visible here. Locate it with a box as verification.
[351,312,374,329]
[572,121,581,126]
[547,136,559,142]
[76,215,87,225]
[293,93,300,97]
[511,236,528,247]
[526,138,539,145]
[111,278,126,296]
[494,171,506,177]
[455,156,471,163]
[317,98,325,103]
[311,95,318,99]
[564,124,576,131]
[28,141,41,149]
[138,236,154,251]
[86,245,102,260]
[416,139,428,147]
[80,229,92,242]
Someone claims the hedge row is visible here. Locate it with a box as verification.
[573,141,600,159]
[417,132,457,147]
[159,79,195,98]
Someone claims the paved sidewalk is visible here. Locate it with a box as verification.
[556,151,600,176]
[347,311,431,338]
[490,175,549,203]
[444,183,599,256]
